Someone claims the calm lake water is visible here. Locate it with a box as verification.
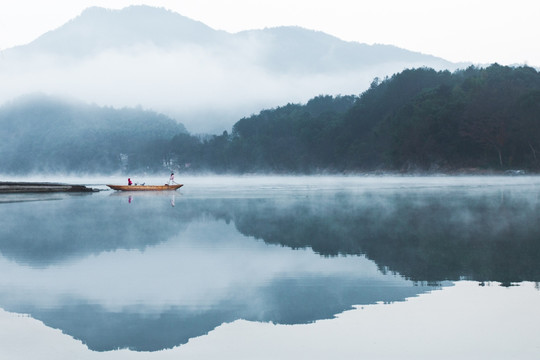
[1,176,540,359]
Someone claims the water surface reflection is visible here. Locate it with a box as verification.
[0,177,539,351]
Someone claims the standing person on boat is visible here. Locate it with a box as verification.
[169,172,176,185]
[128,178,133,186]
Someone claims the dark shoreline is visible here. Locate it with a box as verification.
[0,182,97,193]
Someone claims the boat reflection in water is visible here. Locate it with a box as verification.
[0,177,539,355]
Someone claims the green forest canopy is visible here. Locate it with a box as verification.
[1,64,539,174]
[170,64,540,173]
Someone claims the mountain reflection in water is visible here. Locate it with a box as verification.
[0,177,539,351]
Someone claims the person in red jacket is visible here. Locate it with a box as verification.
[128,178,133,186]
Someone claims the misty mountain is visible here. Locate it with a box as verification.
[0,94,186,173]
[13,6,226,57]
[235,26,451,74]
[2,64,539,175]
[0,5,464,133]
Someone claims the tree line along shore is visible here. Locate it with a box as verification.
[1,64,539,175]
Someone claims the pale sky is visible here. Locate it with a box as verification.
[0,0,539,67]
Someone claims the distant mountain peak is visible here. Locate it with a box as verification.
[81,4,163,15]
[0,5,465,133]
[21,5,222,56]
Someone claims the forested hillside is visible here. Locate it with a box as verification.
[0,94,186,173]
[169,64,540,173]
[370,64,540,171]
[1,64,539,174]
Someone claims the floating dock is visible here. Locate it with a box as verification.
[0,182,97,193]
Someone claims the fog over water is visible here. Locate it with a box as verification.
[1,176,539,358]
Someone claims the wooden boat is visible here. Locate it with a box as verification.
[106,184,183,191]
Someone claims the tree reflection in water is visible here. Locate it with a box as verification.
[0,183,538,351]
